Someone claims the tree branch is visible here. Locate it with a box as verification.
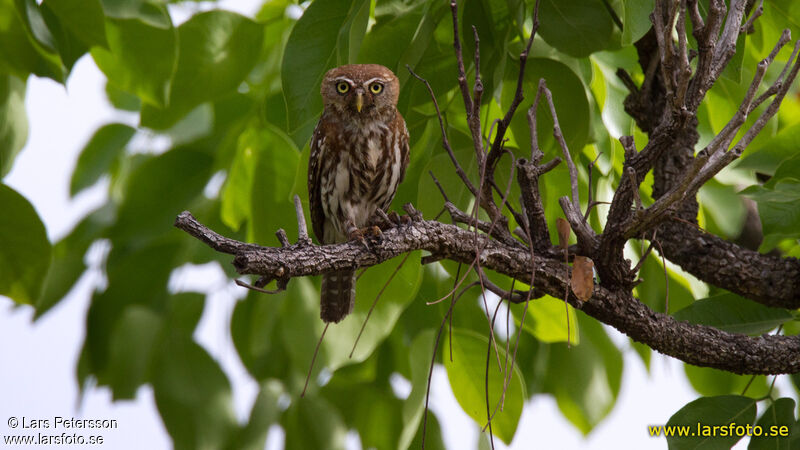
[175,211,800,375]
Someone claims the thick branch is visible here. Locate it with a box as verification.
[176,211,800,375]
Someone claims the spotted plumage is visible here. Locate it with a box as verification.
[308,64,409,323]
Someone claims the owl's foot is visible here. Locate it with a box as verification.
[364,225,382,238]
[371,210,410,231]
[346,224,374,250]
[387,211,412,226]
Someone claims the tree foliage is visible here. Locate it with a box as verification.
[2,0,800,448]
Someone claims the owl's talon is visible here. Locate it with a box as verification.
[385,211,412,228]
[367,225,382,239]
[386,211,402,226]
[348,227,370,250]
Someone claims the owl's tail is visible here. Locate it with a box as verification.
[320,270,356,323]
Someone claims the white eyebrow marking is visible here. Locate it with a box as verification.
[334,77,355,85]
[363,77,389,86]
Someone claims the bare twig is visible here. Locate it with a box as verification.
[631,230,658,274]
[276,229,290,247]
[234,278,285,294]
[294,195,312,246]
[349,253,411,358]
[654,238,669,314]
[741,0,764,34]
[584,152,603,221]
[486,0,542,172]
[407,65,479,197]
[301,323,329,398]
[542,83,580,210]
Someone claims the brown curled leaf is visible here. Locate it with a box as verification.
[571,256,594,302]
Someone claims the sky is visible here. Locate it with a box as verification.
[0,1,774,449]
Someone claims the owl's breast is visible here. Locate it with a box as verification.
[316,114,405,242]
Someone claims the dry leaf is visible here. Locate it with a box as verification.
[556,218,570,250]
[571,256,594,301]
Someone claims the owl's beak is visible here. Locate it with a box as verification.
[355,92,364,113]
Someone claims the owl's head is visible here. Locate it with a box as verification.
[321,64,400,118]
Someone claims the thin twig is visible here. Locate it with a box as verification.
[234,278,285,294]
[429,171,451,203]
[542,83,580,210]
[484,298,503,450]
[632,230,658,274]
[301,323,329,398]
[349,253,411,358]
[653,238,669,314]
[584,152,603,221]
[276,229,291,247]
[407,65,479,197]
[294,195,312,246]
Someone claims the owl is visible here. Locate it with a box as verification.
[307,64,410,323]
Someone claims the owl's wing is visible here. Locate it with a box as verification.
[308,121,326,244]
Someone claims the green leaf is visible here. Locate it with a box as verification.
[542,315,622,434]
[398,329,435,450]
[248,127,300,244]
[538,0,615,57]
[112,146,214,241]
[153,334,238,450]
[722,32,745,84]
[0,0,63,81]
[698,179,746,239]
[0,75,28,177]
[666,395,757,450]
[10,0,66,81]
[408,411,446,450]
[742,171,800,251]
[231,289,290,381]
[280,254,422,390]
[220,129,258,231]
[107,305,163,399]
[621,0,654,45]
[635,249,696,315]
[70,123,135,196]
[348,385,404,450]
[358,0,444,79]
[513,294,579,344]
[684,365,769,398]
[282,395,347,450]
[34,204,114,318]
[281,0,370,147]
[100,0,172,29]
[105,80,141,111]
[463,0,512,100]
[673,292,794,335]
[749,398,796,450]
[141,11,265,129]
[91,9,177,107]
[44,0,108,48]
[0,184,52,305]
[39,1,88,71]
[739,123,800,175]
[444,328,526,445]
[83,239,180,378]
[234,380,284,450]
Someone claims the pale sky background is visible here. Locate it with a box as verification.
[1,1,785,449]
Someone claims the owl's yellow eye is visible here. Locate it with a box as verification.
[369,83,384,94]
[336,82,350,94]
